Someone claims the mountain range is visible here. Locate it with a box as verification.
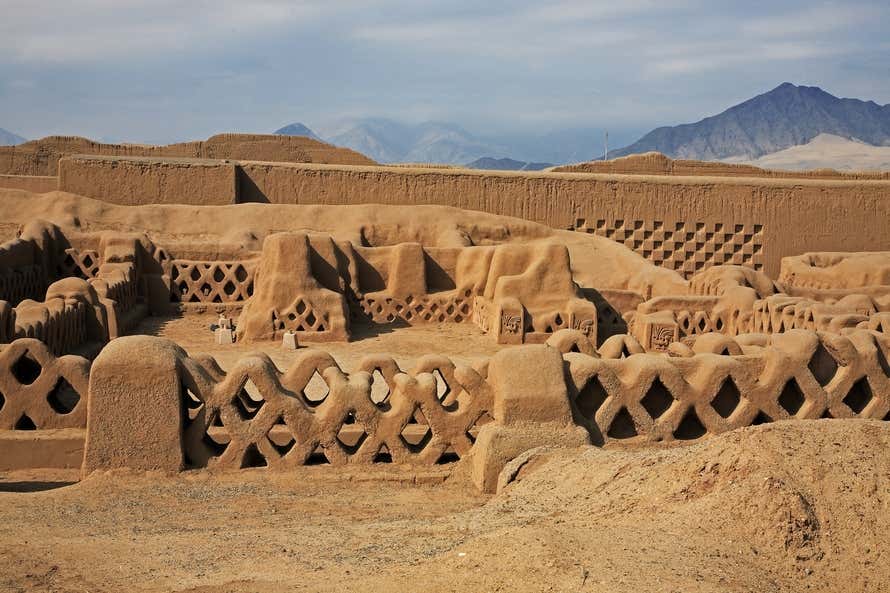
[274,119,628,166]
[465,157,554,171]
[610,83,890,160]
[0,128,26,146]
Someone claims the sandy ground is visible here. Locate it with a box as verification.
[131,313,505,371]
[1,419,888,593]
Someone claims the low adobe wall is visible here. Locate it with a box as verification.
[2,328,889,491]
[0,174,58,193]
[56,156,890,277]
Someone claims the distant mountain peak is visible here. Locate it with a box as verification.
[0,127,26,146]
[273,122,321,141]
[611,84,890,161]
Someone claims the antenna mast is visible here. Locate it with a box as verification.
[604,130,609,161]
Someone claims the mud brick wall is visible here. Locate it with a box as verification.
[59,156,237,206]
[0,174,58,193]
[57,157,890,277]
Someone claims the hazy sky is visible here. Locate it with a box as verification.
[1,0,888,144]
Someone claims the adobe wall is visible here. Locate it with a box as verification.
[59,156,237,206]
[0,174,58,193]
[553,152,890,180]
[235,161,890,278]
[54,156,890,278]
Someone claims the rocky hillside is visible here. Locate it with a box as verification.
[612,83,890,160]
[0,127,26,146]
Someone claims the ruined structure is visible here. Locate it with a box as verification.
[0,137,889,495]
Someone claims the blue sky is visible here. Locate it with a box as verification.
[1,0,888,144]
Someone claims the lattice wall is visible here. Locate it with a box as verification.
[0,339,90,430]
[178,350,493,468]
[576,219,764,279]
[562,329,890,446]
[354,291,474,325]
[168,260,257,304]
[55,248,100,280]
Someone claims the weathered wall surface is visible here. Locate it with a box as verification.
[236,161,890,278]
[553,151,890,180]
[59,156,237,206]
[0,174,58,193]
[56,156,890,277]
[0,133,376,176]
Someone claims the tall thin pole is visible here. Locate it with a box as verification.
[604,131,609,161]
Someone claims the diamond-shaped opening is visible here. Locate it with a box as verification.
[305,311,317,326]
[374,444,393,463]
[268,425,296,457]
[190,266,201,281]
[303,371,330,406]
[466,411,494,443]
[778,378,806,416]
[808,344,838,386]
[436,449,461,464]
[641,378,673,419]
[295,299,307,315]
[46,378,80,414]
[400,407,433,452]
[223,281,236,296]
[213,267,226,282]
[370,370,391,405]
[81,254,94,268]
[432,369,450,401]
[15,414,37,430]
[711,377,741,419]
[751,411,773,426]
[203,410,230,456]
[241,443,268,468]
[233,381,265,420]
[235,265,248,282]
[575,377,609,421]
[336,411,367,454]
[11,352,42,386]
[306,444,330,465]
[181,384,204,424]
[674,408,707,440]
[843,377,873,415]
[607,407,637,439]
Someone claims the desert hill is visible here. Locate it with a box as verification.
[612,83,890,161]
[0,133,376,176]
[726,133,890,171]
[0,127,25,146]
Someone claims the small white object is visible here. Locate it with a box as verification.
[282,330,299,350]
[215,327,234,345]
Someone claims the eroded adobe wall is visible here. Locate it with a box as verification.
[59,156,237,206]
[552,152,890,180]
[0,133,376,176]
[0,174,58,193]
[54,156,890,278]
[235,161,890,278]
